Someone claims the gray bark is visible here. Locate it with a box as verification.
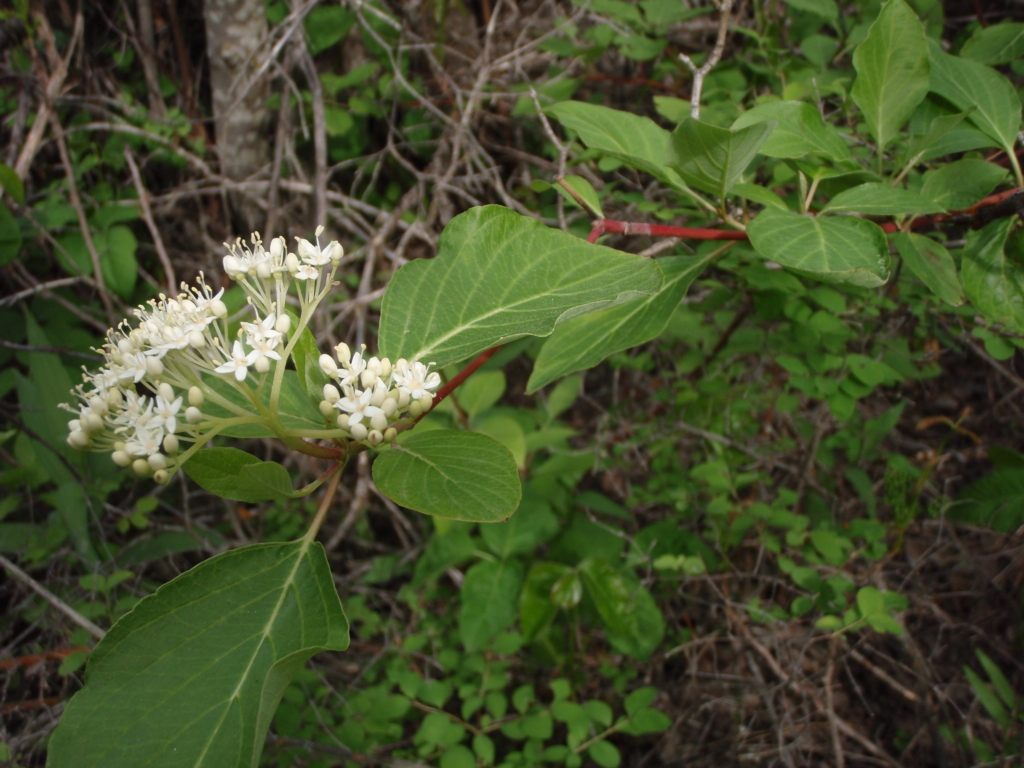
[203,0,271,232]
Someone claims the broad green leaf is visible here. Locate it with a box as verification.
[47,540,349,768]
[545,101,679,184]
[747,208,891,288]
[929,41,1022,155]
[474,414,527,468]
[960,22,1024,66]
[856,585,885,617]
[304,5,356,55]
[528,253,714,392]
[904,109,973,162]
[0,202,21,265]
[732,182,787,210]
[851,0,930,150]
[550,571,583,609]
[555,175,604,217]
[588,740,621,768]
[100,226,139,300]
[781,0,838,22]
[183,448,296,503]
[732,101,849,160]
[378,206,662,367]
[290,324,330,401]
[953,468,1024,532]
[964,667,1012,730]
[579,558,664,660]
[202,370,325,437]
[480,494,559,559]
[892,232,964,306]
[544,373,581,421]
[961,218,1024,334]
[372,430,521,521]
[457,370,506,417]
[0,163,25,205]
[821,183,945,215]
[519,562,570,640]
[459,559,524,651]
[667,118,776,199]
[920,159,1006,211]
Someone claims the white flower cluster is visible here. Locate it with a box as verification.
[317,346,441,446]
[62,227,352,483]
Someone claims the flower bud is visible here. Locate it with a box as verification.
[67,430,90,449]
[182,299,197,313]
[223,255,243,277]
[315,225,325,237]
[285,253,300,274]
[186,406,203,425]
[188,386,205,407]
[384,427,397,443]
[398,391,411,408]
[323,384,340,403]
[89,395,108,415]
[270,237,284,260]
[255,356,271,373]
[163,434,179,454]
[335,343,351,365]
[132,458,151,476]
[367,357,382,376]
[112,450,131,467]
[118,339,135,355]
[158,383,175,401]
[84,413,104,433]
[189,330,206,348]
[419,393,434,410]
[114,441,126,452]
[360,369,378,389]
[67,419,81,432]
[336,413,350,429]
[146,356,164,377]
[256,261,272,280]
[379,358,392,379]
[210,299,228,318]
[350,422,368,441]
[275,314,291,334]
[409,401,423,418]
[329,241,344,262]
[108,388,123,406]
[153,469,170,484]
[382,398,397,417]
[148,453,167,471]
[368,430,383,446]
[369,386,387,408]
[370,412,388,432]
[319,354,338,376]
[319,400,335,418]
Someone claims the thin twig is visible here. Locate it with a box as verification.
[0,555,105,640]
[678,0,735,120]
[124,146,176,293]
[0,276,86,308]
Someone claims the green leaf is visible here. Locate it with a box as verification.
[856,585,885,617]
[545,101,679,185]
[378,206,662,368]
[183,448,296,503]
[289,324,330,400]
[667,118,776,199]
[474,414,527,468]
[100,226,138,300]
[528,253,714,392]
[459,559,525,652]
[953,467,1024,532]
[0,162,25,205]
[892,232,964,306]
[624,687,657,715]
[304,5,356,55]
[960,22,1024,66]
[47,540,349,768]
[556,175,604,217]
[544,373,582,421]
[0,202,21,265]
[624,708,672,734]
[961,218,1024,334]
[588,740,621,768]
[920,159,1006,212]
[202,370,325,437]
[929,41,1022,155]
[905,109,974,162]
[851,0,930,150]
[480,493,559,559]
[579,558,664,660]
[781,0,838,21]
[519,562,570,640]
[457,370,505,417]
[964,666,1012,730]
[372,430,522,522]
[975,650,1017,709]
[732,101,849,160]
[550,571,583,610]
[732,182,787,210]
[821,183,945,215]
[747,208,891,288]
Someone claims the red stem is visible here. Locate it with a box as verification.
[0,647,89,671]
[414,346,502,424]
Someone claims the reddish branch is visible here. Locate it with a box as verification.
[413,346,502,424]
[0,646,89,671]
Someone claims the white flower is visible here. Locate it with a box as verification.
[125,425,163,458]
[246,335,282,365]
[241,314,283,347]
[153,396,183,434]
[393,361,441,400]
[215,341,253,382]
[119,352,149,383]
[294,264,320,281]
[339,349,368,388]
[335,387,383,427]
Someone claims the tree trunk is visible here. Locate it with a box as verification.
[202,0,271,233]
